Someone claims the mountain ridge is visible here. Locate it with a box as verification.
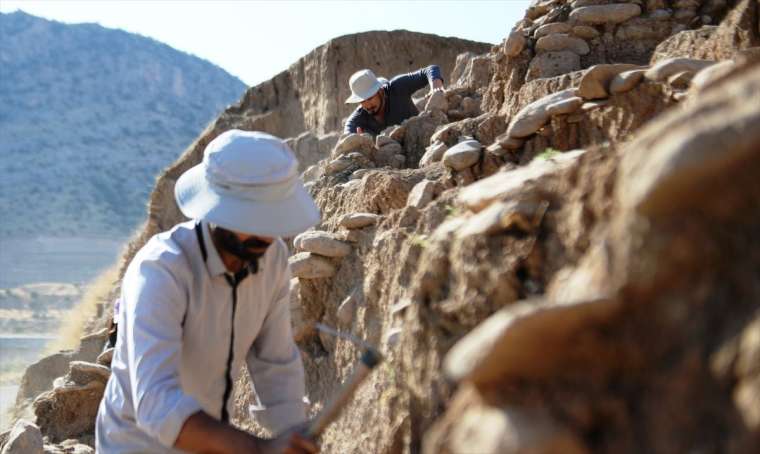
[0,11,247,238]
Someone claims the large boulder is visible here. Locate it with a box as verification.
[1,420,43,454]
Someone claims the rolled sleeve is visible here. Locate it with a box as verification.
[246,255,307,434]
[123,259,202,447]
[391,65,443,97]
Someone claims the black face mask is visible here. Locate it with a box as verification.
[211,226,271,271]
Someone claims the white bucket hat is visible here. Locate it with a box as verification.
[174,130,320,237]
[345,69,384,103]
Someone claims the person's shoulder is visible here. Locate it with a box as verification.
[348,105,367,118]
[127,221,196,278]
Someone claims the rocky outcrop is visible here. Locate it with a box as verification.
[235,31,490,138]
[483,0,740,115]
[110,31,489,285]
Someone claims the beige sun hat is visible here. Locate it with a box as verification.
[345,69,384,103]
[174,130,320,237]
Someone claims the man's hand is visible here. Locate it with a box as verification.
[431,78,444,93]
[256,424,319,454]
[356,126,364,134]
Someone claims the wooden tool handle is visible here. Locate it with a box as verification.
[306,349,382,438]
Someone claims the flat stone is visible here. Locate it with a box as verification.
[690,60,735,93]
[339,212,380,229]
[581,100,608,111]
[535,22,572,39]
[504,31,526,57]
[375,134,396,148]
[546,96,584,115]
[390,299,413,316]
[447,92,463,109]
[288,278,309,341]
[294,231,352,258]
[430,122,462,146]
[350,169,370,180]
[385,327,403,349]
[617,23,660,40]
[609,69,647,94]
[496,133,525,150]
[507,89,577,138]
[336,294,356,326]
[461,96,480,117]
[419,141,449,167]
[301,164,322,182]
[2,419,43,454]
[444,297,621,386]
[735,376,760,431]
[446,404,589,454]
[527,51,581,81]
[672,91,688,102]
[324,156,353,175]
[96,348,114,366]
[486,143,506,156]
[425,90,448,111]
[338,180,362,193]
[332,133,374,158]
[644,57,715,82]
[571,25,600,39]
[578,64,642,99]
[388,125,406,142]
[443,140,482,171]
[667,70,693,89]
[407,180,437,209]
[34,381,105,443]
[673,8,697,21]
[536,33,590,55]
[289,252,337,279]
[457,199,548,238]
[736,317,760,377]
[378,141,403,156]
[526,0,555,19]
[570,3,641,24]
[68,361,110,386]
[649,8,672,20]
[459,149,586,211]
[571,0,604,7]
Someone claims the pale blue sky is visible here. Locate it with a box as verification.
[1,0,530,86]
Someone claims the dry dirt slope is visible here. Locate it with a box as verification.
[4,3,760,453]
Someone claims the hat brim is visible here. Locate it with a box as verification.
[344,80,383,104]
[174,163,320,237]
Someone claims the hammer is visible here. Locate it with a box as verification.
[306,323,384,438]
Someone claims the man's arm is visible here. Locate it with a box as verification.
[390,64,444,97]
[246,245,308,435]
[344,108,365,134]
[124,257,309,453]
[175,412,258,453]
[176,412,317,454]
[122,259,205,448]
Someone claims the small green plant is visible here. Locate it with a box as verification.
[536,147,560,160]
[444,204,462,219]
[409,233,430,249]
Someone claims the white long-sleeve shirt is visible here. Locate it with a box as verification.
[96,220,306,453]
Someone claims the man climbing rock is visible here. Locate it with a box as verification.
[344,65,444,135]
[96,130,320,454]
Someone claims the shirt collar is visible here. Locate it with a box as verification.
[200,221,228,277]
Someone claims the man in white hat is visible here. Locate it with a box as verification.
[96,130,320,453]
[344,65,444,135]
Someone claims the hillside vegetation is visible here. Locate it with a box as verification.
[0,12,246,237]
